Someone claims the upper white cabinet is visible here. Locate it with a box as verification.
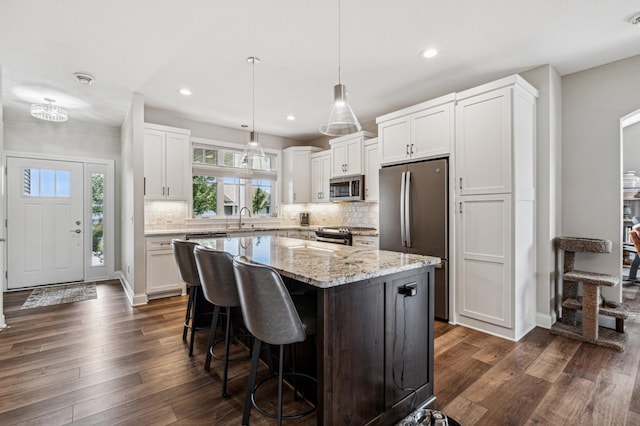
[455,88,513,196]
[364,138,379,201]
[282,146,322,204]
[376,94,455,166]
[311,150,331,203]
[454,75,538,341]
[144,123,191,200]
[330,131,376,178]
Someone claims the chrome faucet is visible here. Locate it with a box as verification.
[239,206,252,228]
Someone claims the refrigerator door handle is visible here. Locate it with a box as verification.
[400,171,406,247]
[405,171,412,247]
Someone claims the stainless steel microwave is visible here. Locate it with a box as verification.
[329,175,365,202]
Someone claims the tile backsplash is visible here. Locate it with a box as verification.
[145,200,379,231]
[279,202,379,228]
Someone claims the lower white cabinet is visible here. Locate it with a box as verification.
[456,195,511,328]
[352,235,379,249]
[145,236,186,298]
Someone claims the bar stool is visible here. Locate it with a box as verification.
[232,255,317,426]
[194,245,251,397]
[172,239,208,356]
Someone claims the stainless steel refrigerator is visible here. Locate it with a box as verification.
[379,158,449,320]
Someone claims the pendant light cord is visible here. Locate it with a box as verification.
[338,0,342,84]
[252,57,256,133]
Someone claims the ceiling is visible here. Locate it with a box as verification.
[1,0,640,142]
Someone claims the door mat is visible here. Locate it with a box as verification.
[21,283,97,309]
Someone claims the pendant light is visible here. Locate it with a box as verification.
[241,56,266,171]
[319,0,361,136]
[30,98,68,122]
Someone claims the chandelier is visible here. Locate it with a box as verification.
[30,98,68,122]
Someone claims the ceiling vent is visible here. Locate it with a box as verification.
[74,72,95,85]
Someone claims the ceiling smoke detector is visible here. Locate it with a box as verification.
[630,13,640,26]
[74,72,95,85]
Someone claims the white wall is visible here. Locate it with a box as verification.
[144,106,314,150]
[562,54,640,302]
[119,93,147,305]
[0,65,5,329]
[520,65,563,327]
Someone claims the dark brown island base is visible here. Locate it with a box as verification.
[194,236,440,425]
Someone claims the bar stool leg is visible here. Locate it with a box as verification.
[222,306,232,397]
[277,344,285,426]
[183,286,194,341]
[188,286,199,356]
[243,338,262,426]
[204,305,221,371]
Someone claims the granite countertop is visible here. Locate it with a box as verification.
[193,236,439,288]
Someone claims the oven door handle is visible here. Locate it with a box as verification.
[316,235,349,245]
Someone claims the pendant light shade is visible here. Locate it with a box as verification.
[319,83,361,136]
[241,57,267,171]
[319,0,361,136]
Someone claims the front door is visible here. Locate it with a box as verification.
[7,157,84,289]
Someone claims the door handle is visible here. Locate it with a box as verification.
[71,229,81,234]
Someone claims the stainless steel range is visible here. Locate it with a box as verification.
[315,226,377,246]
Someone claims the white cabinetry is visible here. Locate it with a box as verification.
[352,235,379,249]
[144,123,191,200]
[454,75,537,341]
[364,138,379,201]
[311,150,331,203]
[376,95,455,166]
[330,131,376,178]
[145,236,186,298]
[282,146,322,204]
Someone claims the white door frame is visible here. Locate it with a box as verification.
[3,151,115,291]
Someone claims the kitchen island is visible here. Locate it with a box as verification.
[194,236,440,425]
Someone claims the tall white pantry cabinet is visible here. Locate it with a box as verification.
[454,75,538,341]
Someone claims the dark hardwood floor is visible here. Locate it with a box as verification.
[2,280,640,425]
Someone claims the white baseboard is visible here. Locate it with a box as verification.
[536,312,554,329]
[115,271,148,306]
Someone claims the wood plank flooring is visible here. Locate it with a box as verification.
[2,280,640,425]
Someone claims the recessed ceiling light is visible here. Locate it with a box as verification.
[421,48,438,59]
[286,115,296,121]
[178,88,193,96]
[74,72,94,85]
[630,13,640,26]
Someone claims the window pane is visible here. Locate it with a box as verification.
[193,148,205,163]
[193,175,218,217]
[193,148,217,165]
[40,169,55,196]
[223,177,247,216]
[251,179,272,215]
[91,173,105,266]
[23,168,39,196]
[56,170,71,197]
